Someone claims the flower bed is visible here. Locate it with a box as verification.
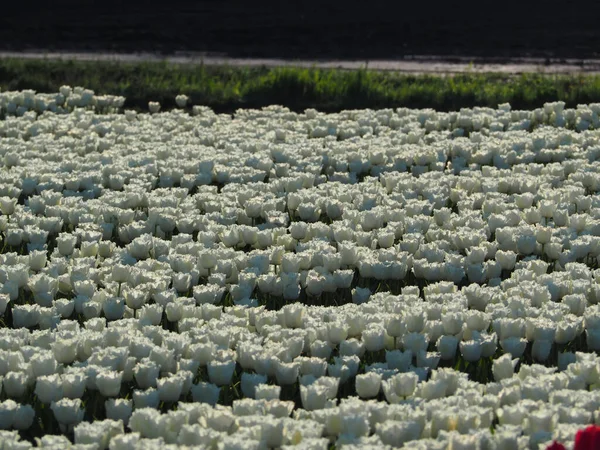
[0,87,600,448]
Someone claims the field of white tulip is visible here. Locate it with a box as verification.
[1,86,600,449]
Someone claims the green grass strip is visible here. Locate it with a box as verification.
[1,58,600,112]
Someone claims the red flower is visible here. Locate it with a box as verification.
[575,425,600,450]
[546,441,566,450]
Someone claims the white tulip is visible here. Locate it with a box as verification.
[240,372,268,399]
[382,372,418,402]
[157,375,184,402]
[310,340,333,359]
[297,356,328,378]
[193,284,224,305]
[105,398,133,426]
[339,338,366,357]
[525,409,557,435]
[148,102,161,114]
[327,362,351,384]
[436,335,459,360]
[459,339,483,362]
[255,384,281,401]
[35,374,63,404]
[362,326,386,352]
[52,338,78,364]
[30,351,57,377]
[275,361,299,386]
[355,372,382,399]
[495,250,517,270]
[175,95,188,108]
[351,287,371,305]
[300,384,329,411]
[95,370,123,397]
[51,398,84,426]
[129,408,162,439]
[376,420,422,447]
[103,296,125,321]
[53,298,75,318]
[417,351,441,369]
[281,303,304,328]
[207,359,236,386]
[123,288,148,311]
[190,382,220,406]
[3,372,30,399]
[0,197,16,216]
[37,435,72,448]
[500,337,528,358]
[441,312,464,336]
[385,315,406,338]
[402,333,429,354]
[492,354,519,381]
[62,371,87,399]
[0,400,17,429]
[13,403,35,431]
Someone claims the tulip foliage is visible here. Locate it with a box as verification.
[1,87,600,448]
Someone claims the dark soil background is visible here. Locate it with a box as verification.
[0,1,598,60]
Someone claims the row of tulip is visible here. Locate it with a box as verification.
[0,353,599,449]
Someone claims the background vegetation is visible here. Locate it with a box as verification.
[2,58,600,113]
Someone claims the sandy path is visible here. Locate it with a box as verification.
[1,51,600,74]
